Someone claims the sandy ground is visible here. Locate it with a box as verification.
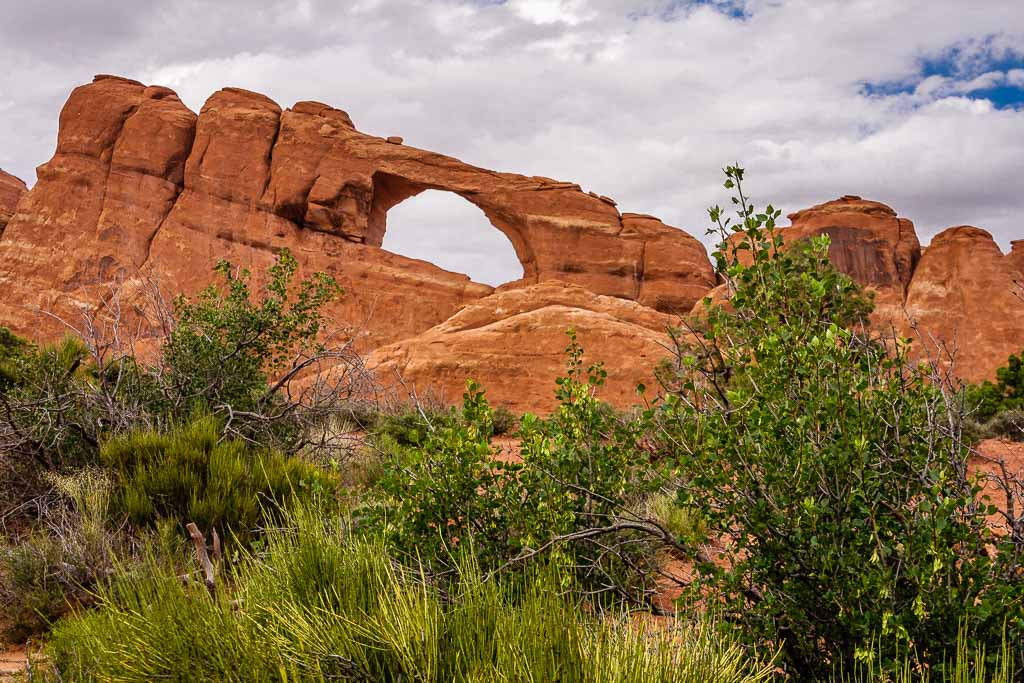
[0,644,30,679]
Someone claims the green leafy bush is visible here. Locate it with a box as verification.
[656,166,1022,678]
[100,416,338,543]
[162,249,341,419]
[374,381,520,569]
[966,350,1024,422]
[375,340,668,604]
[514,331,667,601]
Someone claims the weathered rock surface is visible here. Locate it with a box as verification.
[0,170,27,236]
[905,227,1024,383]
[694,198,1022,383]
[0,75,713,350]
[0,76,201,336]
[368,281,675,413]
[783,196,921,300]
[0,74,1020,412]
[717,196,920,320]
[1009,241,1024,280]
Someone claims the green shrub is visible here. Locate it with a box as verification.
[491,404,518,436]
[0,326,30,391]
[374,382,520,570]
[162,249,341,420]
[1,252,346,522]
[0,337,96,471]
[43,505,777,682]
[965,351,1024,421]
[657,166,1023,678]
[983,409,1024,442]
[642,492,707,548]
[375,345,667,604]
[514,332,667,601]
[100,416,338,544]
[830,626,1014,683]
[370,407,444,447]
[1,534,77,642]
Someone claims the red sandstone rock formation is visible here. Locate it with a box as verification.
[0,170,26,236]
[0,75,713,350]
[783,196,920,301]
[714,196,920,320]
[1009,241,1024,280]
[905,227,1024,383]
[0,74,1020,412]
[692,197,1022,387]
[368,281,675,413]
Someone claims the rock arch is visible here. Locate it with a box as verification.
[0,75,716,350]
[258,95,714,307]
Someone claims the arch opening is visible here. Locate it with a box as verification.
[380,189,524,287]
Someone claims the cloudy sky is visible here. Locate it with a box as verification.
[1,0,1022,285]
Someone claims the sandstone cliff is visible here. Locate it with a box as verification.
[0,75,714,351]
[905,227,1024,383]
[694,198,1022,386]
[712,196,920,320]
[0,75,1020,412]
[782,196,920,314]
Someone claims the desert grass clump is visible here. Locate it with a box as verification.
[43,504,777,683]
[1,469,116,641]
[100,415,338,544]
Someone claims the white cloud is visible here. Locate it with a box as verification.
[1,0,1023,286]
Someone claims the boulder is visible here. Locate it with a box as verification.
[904,227,1024,383]
[368,281,676,413]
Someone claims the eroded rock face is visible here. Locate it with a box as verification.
[0,170,26,236]
[784,196,921,299]
[693,198,1022,384]
[905,227,1024,383]
[0,75,713,349]
[368,281,675,413]
[0,76,199,336]
[0,74,1019,411]
[722,196,921,320]
[1009,241,1024,280]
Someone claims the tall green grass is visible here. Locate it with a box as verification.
[42,504,777,683]
[829,627,1014,683]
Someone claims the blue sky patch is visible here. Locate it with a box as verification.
[861,35,1024,109]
